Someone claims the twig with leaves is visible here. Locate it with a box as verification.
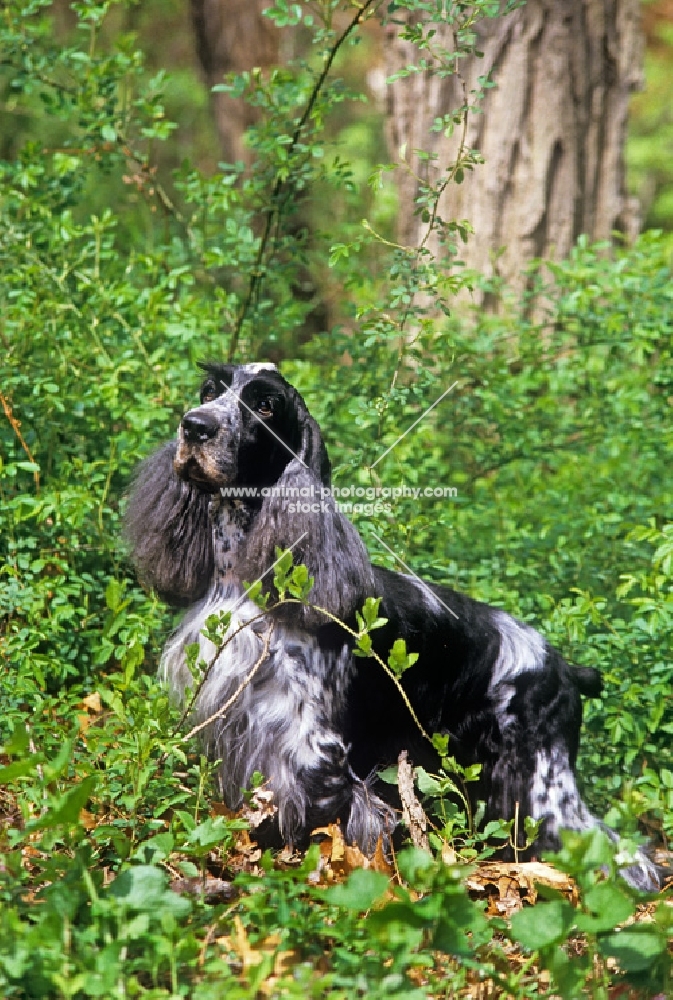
[182,625,274,743]
[0,392,39,492]
[227,0,385,360]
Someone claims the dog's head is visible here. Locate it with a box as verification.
[126,362,373,611]
[174,363,330,492]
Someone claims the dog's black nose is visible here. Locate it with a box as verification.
[181,409,220,443]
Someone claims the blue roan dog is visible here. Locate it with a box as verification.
[125,362,664,892]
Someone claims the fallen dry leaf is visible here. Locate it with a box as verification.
[273,948,300,977]
[314,822,346,865]
[313,822,373,878]
[233,914,263,970]
[81,692,102,714]
[372,835,395,876]
[466,860,577,916]
[78,809,97,831]
[239,786,278,829]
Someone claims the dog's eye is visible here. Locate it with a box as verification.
[257,398,273,417]
[201,380,219,403]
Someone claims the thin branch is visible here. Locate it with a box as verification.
[0,392,39,492]
[172,593,433,749]
[227,0,382,361]
[387,43,472,396]
[181,626,273,742]
[419,61,470,251]
[172,608,275,736]
[307,601,434,746]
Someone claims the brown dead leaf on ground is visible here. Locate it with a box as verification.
[210,800,238,818]
[312,823,394,882]
[466,860,578,917]
[81,692,102,714]
[257,948,303,996]
[211,787,278,830]
[78,809,97,831]
[315,822,346,865]
[314,822,368,879]
[239,785,278,829]
[275,844,305,866]
[372,834,395,876]
[77,692,103,733]
[235,830,262,864]
[215,917,303,991]
[232,914,264,970]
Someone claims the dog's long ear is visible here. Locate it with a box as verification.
[240,460,374,625]
[124,442,214,606]
[289,387,331,486]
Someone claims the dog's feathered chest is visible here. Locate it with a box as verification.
[160,580,354,816]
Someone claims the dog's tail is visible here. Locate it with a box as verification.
[572,665,603,698]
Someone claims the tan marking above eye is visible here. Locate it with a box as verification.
[201,381,220,402]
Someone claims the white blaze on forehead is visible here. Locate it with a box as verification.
[241,363,278,374]
[199,362,280,416]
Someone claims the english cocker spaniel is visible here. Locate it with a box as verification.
[125,362,663,891]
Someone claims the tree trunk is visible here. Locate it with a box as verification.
[190,0,281,162]
[385,0,644,296]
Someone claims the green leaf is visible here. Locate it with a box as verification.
[396,847,436,887]
[575,882,634,933]
[547,945,588,1000]
[186,816,231,850]
[288,563,314,600]
[510,899,575,951]
[360,597,388,630]
[132,833,175,864]
[28,775,97,831]
[105,578,124,612]
[244,579,270,609]
[0,756,43,782]
[109,865,190,918]
[354,632,373,657]
[387,638,418,677]
[415,766,442,796]
[599,925,667,972]
[433,893,491,954]
[378,765,399,785]
[273,547,295,597]
[324,868,389,910]
[2,727,30,755]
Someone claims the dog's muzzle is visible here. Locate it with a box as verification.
[173,405,238,490]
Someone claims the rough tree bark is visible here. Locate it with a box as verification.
[190,0,281,162]
[385,0,644,294]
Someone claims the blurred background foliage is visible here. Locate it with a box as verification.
[628,0,673,230]
[3,0,673,242]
